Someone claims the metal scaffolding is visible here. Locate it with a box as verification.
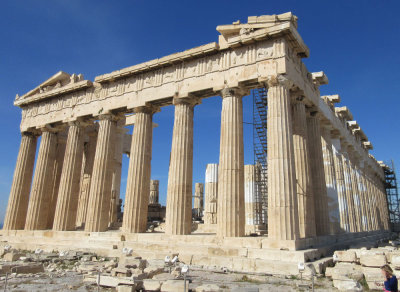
[252,87,268,226]
[384,160,400,226]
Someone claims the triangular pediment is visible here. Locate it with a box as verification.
[16,71,84,101]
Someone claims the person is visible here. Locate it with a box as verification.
[378,264,398,292]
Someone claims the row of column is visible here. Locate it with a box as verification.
[4,76,390,239]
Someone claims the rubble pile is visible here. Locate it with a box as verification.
[325,239,400,291]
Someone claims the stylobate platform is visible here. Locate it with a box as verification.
[0,229,390,275]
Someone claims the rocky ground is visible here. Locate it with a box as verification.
[0,236,399,291]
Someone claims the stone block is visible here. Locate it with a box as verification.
[362,267,383,290]
[195,284,222,291]
[130,268,147,280]
[3,252,24,262]
[330,263,363,282]
[360,254,386,267]
[333,250,357,263]
[13,264,44,274]
[97,275,137,288]
[143,279,162,291]
[391,255,400,269]
[333,279,362,291]
[144,266,164,278]
[119,255,146,269]
[153,273,175,281]
[117,285,135,292]
[161,279,188,292]
[111,267,132,277]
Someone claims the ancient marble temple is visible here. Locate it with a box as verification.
[3,13,390,249]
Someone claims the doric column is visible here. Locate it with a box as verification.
[53,121,85,231]
[204,163,218,225]
[244,165,262,226]
[217,88,246,238]
[109,119,126,225]
[320,125,340,234]
[25,129,58,230]
[75,128,98,228]
[165,97,199,235]
[354,159,369,231]
[291,97,316,238]
[307,111,330,235]
[85,114,119,232]
[267,76,299,240]
[3,132,37,230]
[46,131,67,229]
[149,180,160,205]
[365,168,378,230]
[123,106,158,233]
[341,145,357,232]
[331,135,350,232]
[348,149,363,232]
[193,183,204,218]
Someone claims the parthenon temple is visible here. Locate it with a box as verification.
[1,12,391,273]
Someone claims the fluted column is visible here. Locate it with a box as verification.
[217,88,245,238]
[109,119,126,225]
[85,114,118,232]
[76,128,98,227]
[193,183,204,218]
[204,163,218,225]
[291,98,316,238]
[365,168,378,230]
[331,136,350,232]
[165,97,199,235]
[3,132,37,230]
[321,126,340,234]
[267,76,299,240]
[53,121,85,231]
[348,150,363,232]
[341,144,357,232]
[307,112,329,235]
[46,131,67,229]
[354,160,369,231]
[244,165,262,226]
[123,106,158,233]
[149,180,160,205]
[25,129,58,230]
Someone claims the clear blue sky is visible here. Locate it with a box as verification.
[1,1,399,223]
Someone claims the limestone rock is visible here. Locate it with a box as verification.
[153,273,176,281]
[13,264,44,274]
[195,283,222,292]
[111,267,132,277]
[117,285,135,292]
[3,252,24,262]
[119,255,146,269]
[333,279,363,291]
[330,263,363,282]
[143,279,162,291]
[161,279,188,292]
[144,266,164,278]
[391,255,400,269]
[333,250,357,263]
[362,267,384,290]
[359,254,386,267]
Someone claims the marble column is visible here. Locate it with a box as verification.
[3,132,37,230]
[341,142,357,232]
[46,131,67,229]
[123,106,157,233]
[85,114,118,232]
[193,183,204,218]
[348,150,363,232]
[267,76,299,240]
[320,126,340,234]
[53,121,85,231]
[365,170,378,230]
[244,165,262,226]
[25,129,58,230]
[149,180,160,205]
[307,112,330,235]
[109,119,125,226]
[331,135,350,232]
[166,97,199,235]
[217,88,245,238]
[204,163,218,225]
[75,128,97,227]
[291,98,316,238]
[354,160,369,231]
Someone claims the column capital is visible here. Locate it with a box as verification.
[290,89,306,104]
[172,96,201,107]
[133,104,160,115]
[220,87,249,99]
[37,123,66,134]
[98,113,124,122]
[266,75,293,89]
